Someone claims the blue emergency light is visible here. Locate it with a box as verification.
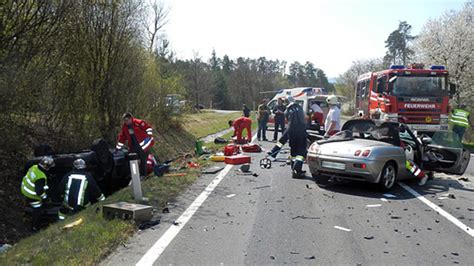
[430,65,445,70]
[390,65,405,69]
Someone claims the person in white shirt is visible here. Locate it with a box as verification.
[324,95,341,137]
[310,102,324,127]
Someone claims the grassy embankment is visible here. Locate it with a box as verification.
[0,110,240,265]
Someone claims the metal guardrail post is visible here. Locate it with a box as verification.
[128,153,143,201]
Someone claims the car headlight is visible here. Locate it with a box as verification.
[309,144,320,155]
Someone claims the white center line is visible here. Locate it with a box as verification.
[399,182,474,237]
[137,134,258,266]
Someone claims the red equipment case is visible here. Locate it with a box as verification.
[225,154,251,165]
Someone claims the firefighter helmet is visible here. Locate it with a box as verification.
[39,156,55,170]
[73,159,86,170]
[326,95,338,105]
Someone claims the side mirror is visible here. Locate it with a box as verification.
[449,83,456,96]
[421,136,432,145]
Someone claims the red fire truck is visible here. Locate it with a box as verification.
[355,64,456,133]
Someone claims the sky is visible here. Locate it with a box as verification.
[160,0,466,78]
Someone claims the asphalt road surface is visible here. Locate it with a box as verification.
[104,132,474,265]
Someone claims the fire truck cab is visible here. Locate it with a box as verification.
[355,64,456,133]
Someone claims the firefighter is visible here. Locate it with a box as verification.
[21,156,55,231]
[285,97,307,179]
[116,112,155,177]
[450,103,470,141]
[58,159,105,220]
[267,127,289,159]
[229,116,252,144]
[272,97,286,141]
[406,160,429,186]
[324,95,341,137]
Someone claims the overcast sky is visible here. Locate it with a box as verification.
[160,0,465,77]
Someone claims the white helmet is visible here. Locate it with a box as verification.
[326,95,338,105]
[73,159,86,170]
[39,156,55,170]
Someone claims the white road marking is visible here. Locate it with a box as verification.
[399,182,474,237]
[137,134,258,265]
[334,226,352,232]
[136,164,233,266]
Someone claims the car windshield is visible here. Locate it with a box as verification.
[390,76,447,96]
[430,131,464,149]
[339,120,400,146]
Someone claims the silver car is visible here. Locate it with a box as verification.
[307,120,470,190]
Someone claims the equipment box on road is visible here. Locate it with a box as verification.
[103,202,153,223]
[225,154,251,165]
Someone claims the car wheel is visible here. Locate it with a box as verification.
[312,172,329,185]
[378,162,397,191]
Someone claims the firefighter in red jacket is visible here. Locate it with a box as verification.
[229,117,252,144]
[116,113,155,176]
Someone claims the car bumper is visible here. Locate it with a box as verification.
[307,153,386,183]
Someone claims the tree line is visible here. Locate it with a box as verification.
[336,2,473,118]
[171,51,334,110]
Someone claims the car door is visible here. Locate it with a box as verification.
[422,131,470,175]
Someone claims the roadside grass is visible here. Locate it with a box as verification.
[0,111,240,265]
[182,110,240,139]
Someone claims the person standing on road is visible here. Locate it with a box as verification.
[21,156,55,231]
[242,104,251,118]
[257,99,270,141]
[285,97,307,179]
[116,112,155,177]
[450,103,470,141]
[273,97,286,141]
[229,116,252,144]
[57,159,105,220]
[324,95,341,137]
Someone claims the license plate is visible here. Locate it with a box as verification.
[322,161,346,170]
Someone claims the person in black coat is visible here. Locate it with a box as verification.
[272,97,286,141]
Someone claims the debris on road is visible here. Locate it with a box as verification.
[138,218,161,230]
[364,236,374,240]
[226,194,236,198]
[391,216,402,219]
[173,221,180,226]
[366,204,382,208]
[290,251,300,255]
[323,193,335,199]
[291,215,320,220]
[162,207,170,213]
[253,185,271,190]
[252,173,259,177]
[305,255,316,260]
[306,184,312,189]
[270,255,275,260]
[383,193,397,198]
[334,225,351,232]
[458,177,469,182]
[380,198,389,202]
[438,193,456,200]
[202,165,224,174]
[451,252,459,256]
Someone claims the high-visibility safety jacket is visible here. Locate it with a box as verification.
[117,118,155,152]
[450,108,470,128]
[21,165,49,201]
[59,170,105,210]
[405,160,425,179]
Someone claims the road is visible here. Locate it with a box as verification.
[104,132,474,265]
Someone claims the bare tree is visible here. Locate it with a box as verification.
[144,0,169,52]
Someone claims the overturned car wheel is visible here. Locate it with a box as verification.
[378,162,397,191]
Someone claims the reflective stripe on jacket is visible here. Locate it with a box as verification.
[117,118,155,152]
[21,165,48,200]
[450,108,470,128]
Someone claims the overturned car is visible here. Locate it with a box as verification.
[24,139,132,202]
[307,119,470,190]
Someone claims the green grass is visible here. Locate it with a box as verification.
[1,111,240,265]
[182,110,240,139]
